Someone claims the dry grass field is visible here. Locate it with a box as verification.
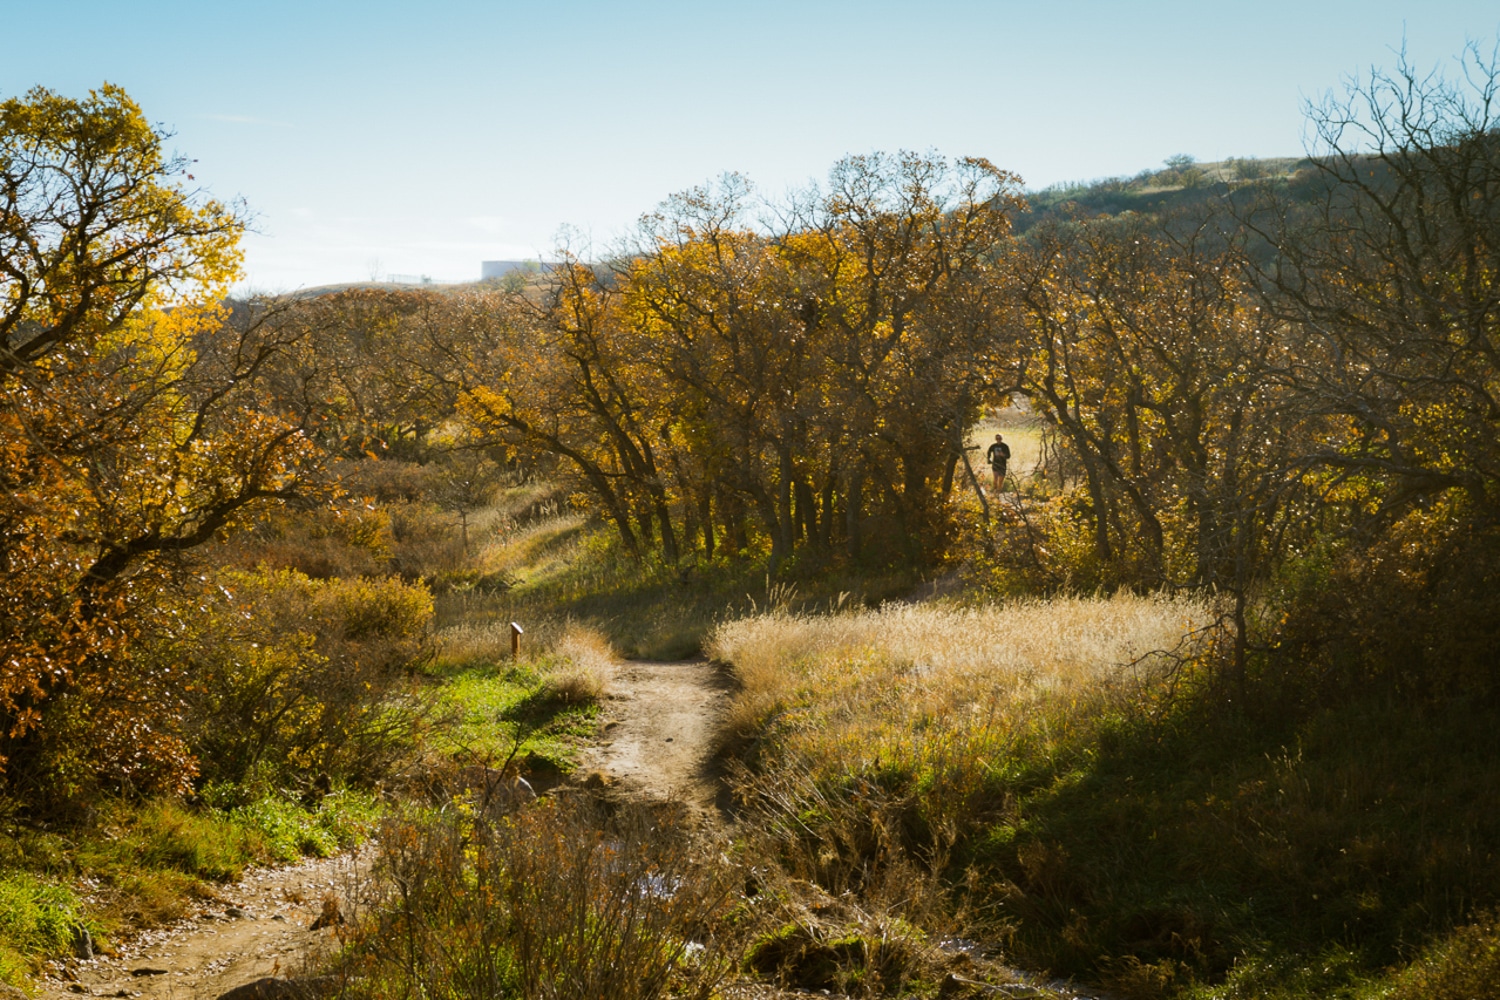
[711,593,1212,759]
[707,594,1500,999]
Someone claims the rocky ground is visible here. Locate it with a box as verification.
[37,849,370,1000]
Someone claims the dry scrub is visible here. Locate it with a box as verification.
[337,798,742,1000]
[707,595,1215,990]
[544,626,613,703]
[434,615,575,667]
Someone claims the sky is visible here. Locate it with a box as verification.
[4,1,1496,291]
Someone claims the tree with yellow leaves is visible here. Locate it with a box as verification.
[0,85,327,803]
[460,155,1022,572]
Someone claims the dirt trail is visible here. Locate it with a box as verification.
[30,659,1076,1000]
[38,850,370,1000]
[580,657,732,823]
[35,657,732,999]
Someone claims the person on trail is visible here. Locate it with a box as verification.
[986,433,1011,494]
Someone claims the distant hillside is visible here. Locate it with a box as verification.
[273,158,1346,298]
[1016,155,1317,230]
[269,279,482,300]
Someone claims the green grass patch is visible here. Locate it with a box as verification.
[0,788,382,983]
[0,873,96,981]
[429,659,599,773]
[228,788,383,863]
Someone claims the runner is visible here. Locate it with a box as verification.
[986,433,1011,494]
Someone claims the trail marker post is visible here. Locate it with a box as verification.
[510,622,523,661]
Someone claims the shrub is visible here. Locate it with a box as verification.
[223,497,395,580]
[1268,502,1500,704]
[183,568,435,794]
[340,798,743,1000]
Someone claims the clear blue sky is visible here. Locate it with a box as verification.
[4,1,1495,290]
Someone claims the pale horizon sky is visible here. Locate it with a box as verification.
[4,1,1497,291]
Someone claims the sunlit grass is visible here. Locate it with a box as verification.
[710,593,1212,754]
[476,511,588,584]
[429,663,599,771]
[440,502,919,659]
[427,622,612,772]
[709,594,1500,999]
[545,625,614,703]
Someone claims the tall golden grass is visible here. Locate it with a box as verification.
[707,594,1215,989]
[434,617,612,701]
[711,594,1214,757]
[434,616,560,666]
[476,510,587,583]
[545,625,613,703]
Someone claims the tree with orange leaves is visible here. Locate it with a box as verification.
[0,85,326,803]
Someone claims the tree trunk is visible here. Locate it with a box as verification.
[819,475,836,551]
[722,488,747,554]
[794,478,816,543]
[777,447,796,561]
[752,480,788,572]
[651,490,680,564]
[700,489,714,559]
[845,467,864,561]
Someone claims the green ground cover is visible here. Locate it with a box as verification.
[427,658,600,773]
[0,790,380,982]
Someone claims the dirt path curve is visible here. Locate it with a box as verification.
[37,848,371,1000]
[580,657,733,823]
[34,657,733,999]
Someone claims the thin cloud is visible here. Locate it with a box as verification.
[466,215,510,235]
[197,113,294,128]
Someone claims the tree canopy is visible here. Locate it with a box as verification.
[0,85,325,799]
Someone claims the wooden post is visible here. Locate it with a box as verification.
[510,622,523,661]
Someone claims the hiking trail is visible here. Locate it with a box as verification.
[37,849,370,1000]
[579,657,732,823]
[36,655,732,999]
